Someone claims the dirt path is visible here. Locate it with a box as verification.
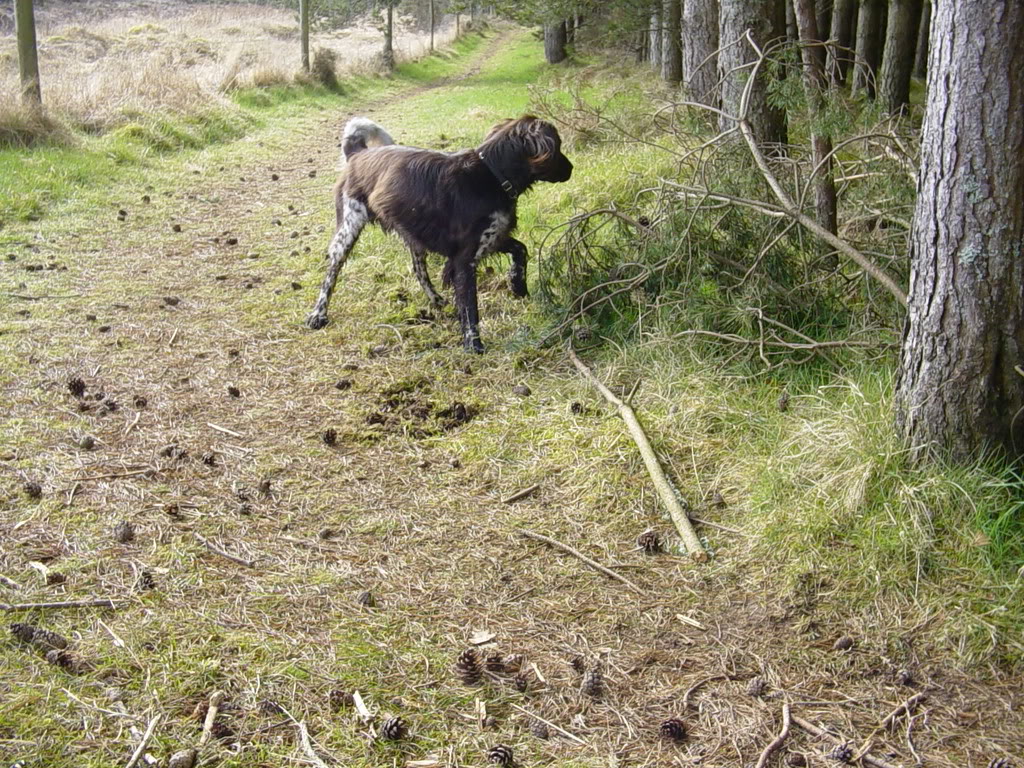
[1,27,1020,768]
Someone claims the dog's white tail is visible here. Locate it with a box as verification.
[341,117,394,162]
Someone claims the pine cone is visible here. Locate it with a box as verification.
[356,590,376,607]
[513,673,529,693]
[777,391,790,412]
[827,742,854,763]
[581,666,603,698]
[322,428,338,446]
[258,699,284,716]
[380,715,407,740]
[113,520,135,543]
[455,648,483,686]
[569,655,585,674]
[487,744,514,766]
[659,718,687,743]
[503,654,524,673]
[68,377,87,398]
[29,627,69,652]
[987,760,1013,768]
[136,570,156,591]
[10,622,37,644]
[23,481,42,499]
[832,635,855,651]
[45,648,82,673]
[746,676,767,697]
[529,719,549,740]
[167,749,198,768]
[786,753,807,767]
[637,529,662,554]
[485,653,505,673]
[329,689,354,710]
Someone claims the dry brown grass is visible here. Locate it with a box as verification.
[0,0,459,137]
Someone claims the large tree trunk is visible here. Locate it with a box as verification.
[826,0,858,84]
[15,0,41,105]
[912,0,930,79]
[792,0,838,238]
[877,0,922,114]
[718,0,788,148]
[299,0,310,72]
[682,0,720,107]
[851,0,884,97]
[896,0,1024,464]
[786,0,799,41]
[661,0,682,82]
[429,0,434,52]
[815,0,833,40]
[544,21,567,64]
[649,6,662,73]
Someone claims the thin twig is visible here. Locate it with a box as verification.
[0,574,20,590]
[509,703,588,746]
[0,598,116,611]
[72,468,154,482]
[124,714,161,768]
[294,720,331,768]
[502,484,540,504]
[569,348,707,560]
[207,422,244,438]
[792,714,904,768]
[4,293,84,300]
[755,703,791,768]
[198,691,224,748]
[682,674,729,709]
[518,529,644,594]
[194,534,256,568]
[881,693,927,729]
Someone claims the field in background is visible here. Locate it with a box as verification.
[0,0,456,136]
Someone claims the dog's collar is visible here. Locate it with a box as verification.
[478,151,518,200]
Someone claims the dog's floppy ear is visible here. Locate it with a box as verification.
[515,116,559,168]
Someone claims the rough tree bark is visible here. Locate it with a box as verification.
[15,0,41,104]
[852,0,884,97]
[649,5,662,73]
[877,0,922,114]
[912,0,930,79]
[896,0,1024,464]
[815,0,833,41]
[826,0,858,84]
[786,0,799,42]
[544,21,567,64]
[299,0,310,72]
[682,0,720,107]
[718,0,787,147]
[429,0,434,51]
[792,0,838,237]
[662,0,682,82]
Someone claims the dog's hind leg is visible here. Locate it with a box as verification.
[499,237,529,298]
[450,255,484,353]
[410,248,447,309]
[306,197,369,330]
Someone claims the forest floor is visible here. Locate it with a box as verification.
[1,24,1022,768]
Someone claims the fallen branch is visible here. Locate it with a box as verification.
[682,674,729,709]
[0,598,116,611]
[194,534,256,568]
[4,293,84,301]
[792,714,903,768]
[509,703,587,746]
[0,574,20,590]
[755,703,791,768]
[519,529,644,594]
[568,348,707,561]
[72,468,154,483]
[294,720,331,768]
[880,693,927,730]
[124,714,161,768]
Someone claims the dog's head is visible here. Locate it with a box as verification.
[479,116,573,192]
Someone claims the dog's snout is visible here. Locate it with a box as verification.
[556,154,573,182]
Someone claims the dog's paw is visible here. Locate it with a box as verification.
[464,338,485,354]
[429,294,449,309]
[509,280,529,298]
[306,311,329,330]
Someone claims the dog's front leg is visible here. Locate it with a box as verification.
[451,256,484,353]
[306,197,368,329]
[500,237,529,298]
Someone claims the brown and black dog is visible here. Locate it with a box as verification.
[305,115,573,352]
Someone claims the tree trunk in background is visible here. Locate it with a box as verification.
[299,0,310,71]
[15,0,41,104]
[786,0,798,41]
[896,0,1024,464]
[382,3,394,71]
[827,0,857,84]
[815,0,832,41]
[852,0,884,97]
[792,0,838,238]
[636,29,648,63]
[662,0,682,82]
[878,0,922,114]
[429,0,434,51]
[649,6,662,73]
[912,0,930,79]
[566,16,575,45]
[682,0,720,107]
[719,0,788,147]
[544,21,567,64]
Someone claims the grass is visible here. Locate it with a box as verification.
[1,21,1022,768]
